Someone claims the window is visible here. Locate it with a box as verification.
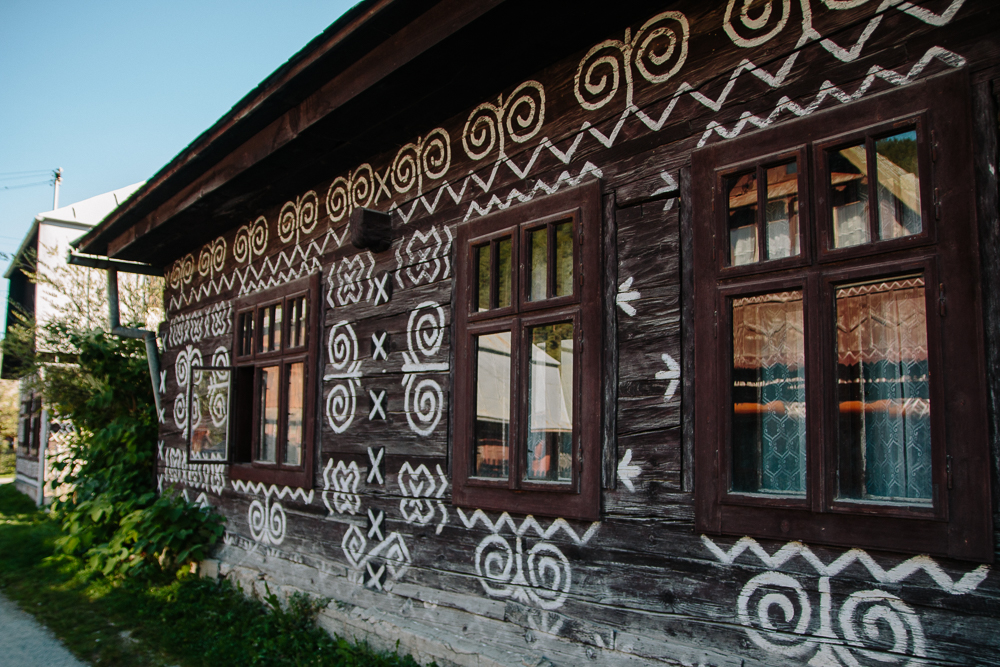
[18,393,42,458]
[692,70,992,562]
[220,273,320,488]
[453,180,602,520]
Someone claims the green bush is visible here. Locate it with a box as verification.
[0,450,14,476]
[43,327,223,577]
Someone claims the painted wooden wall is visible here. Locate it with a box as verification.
[156,1,1000,665]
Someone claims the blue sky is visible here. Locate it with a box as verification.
[0,0,357,328]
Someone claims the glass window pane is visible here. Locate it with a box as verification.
[731,291,806,495]
[836,276,931,503]
[259,308,270,353]
[526,323,574,482]
[474,332,511,478]
[875,131,922,240]
[189,367,230,462]
[272,303,283,350]
[476,245,491,312]
[765,162,800,260]
[727,171,758,266]
[528,228,548,301]
[284,362,304,466]
[257,366,279,463]
[554,222,573,296]
[497,238,512,309]
[239,312,254,357]
[830,144,870,248]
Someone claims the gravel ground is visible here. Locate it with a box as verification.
[0,592,88,666]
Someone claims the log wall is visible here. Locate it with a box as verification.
[156,1,1000,664]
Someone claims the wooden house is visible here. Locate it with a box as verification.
[72,1,1000,664]
[3,183,144,503]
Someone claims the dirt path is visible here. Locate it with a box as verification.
[0,592,88,667]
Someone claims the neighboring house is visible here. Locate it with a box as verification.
[2,182,143,503]
[72,3,1000,666]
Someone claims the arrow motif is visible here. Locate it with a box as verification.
[616,276,640,316]
[655,352,681,401]
[617,449,641,492]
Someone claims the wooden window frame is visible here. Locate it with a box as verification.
[453,180,602,520]
[692,70,993,562]
[229,273,320,489]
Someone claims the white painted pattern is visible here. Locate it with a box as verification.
[616,449,642,492]
[188,346,231,462]
[703,535,989,665]
[393,225,453,289]
[574,11,690,110]
[322,459,362,516]
[463,162,603,222]
[172,345,203,433]
[157,442,226,495]
[277,191,320,246]
[616,276,640,316]
[167,226,339,311]
[458,509,600,611]
[397,462,449,534]
[656,353,681,401]
[166,301,232,348]
[230,479,315,504]
[341,525,411,591]
[233,216,269,265]
[197,236,227,280]
[368,389,386,421]
[400,302,447,437]
[249,495,286,545]
[328,252,376,308]
[463,80,546,162]
[324,321,362,434]
[367,447,385,485]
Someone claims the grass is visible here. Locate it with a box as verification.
[0,484,428,666]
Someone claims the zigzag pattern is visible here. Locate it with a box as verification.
[697,46,965,147]
[385,1,966,226]
[457,508,600,545]
[702,535,989,594]
[168,228,339,310]
[463,162,603,221]
[231,479,315,504]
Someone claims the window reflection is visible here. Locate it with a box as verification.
[258,366,279,463]
[731,291,806,495]
[830,144,870,248]
[526,323,574,482]
[875,131,922,240]
[284,362,304,466]
[554,222,573,296]
[474,332,511,478]
[476,245,490,312]
[528,229,548,300]
[728,171,758,266]
[836,276,931,503]
[765,162,799,260]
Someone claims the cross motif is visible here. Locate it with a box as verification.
[373,270,392,306]
[371,331,389,361]
[365,563,387,590]
[369,389,387,421]
[367,447,385,485]
[366,508,385,542]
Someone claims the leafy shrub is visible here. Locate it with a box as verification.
[43,326,223,577]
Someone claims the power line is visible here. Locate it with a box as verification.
[0,180,51,191]
[0,169,51,178]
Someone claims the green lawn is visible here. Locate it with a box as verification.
[0,484,427,666]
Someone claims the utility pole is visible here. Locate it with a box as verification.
[52,167,62,209]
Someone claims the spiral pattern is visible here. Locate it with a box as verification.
[351,164,374,210]
[838,590,926,663]
[234,216,268,264]
[392,142,420,194]
[328,321,359,371]
[405,378,443,436]
[407,302,445,360]
[209,388,227,428]
[526,542,572,610]
[168,254,196,289]
[175,346,203,389]
[421,128,451,181]
[574,11,689,111]
[737,572,815,658]
[248,498,287,545]
[326,382,356,434]
[476,534,515,597]
[248,499,266,540]
[634,11,689,84]
[462,80,546,161]
[326,176,351,224]
[173,393,188,431]
[278,191,320,244]
[197,237,226,278]
[462,101,500,161]
[724,0,791,48]
[574,40,625,111]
